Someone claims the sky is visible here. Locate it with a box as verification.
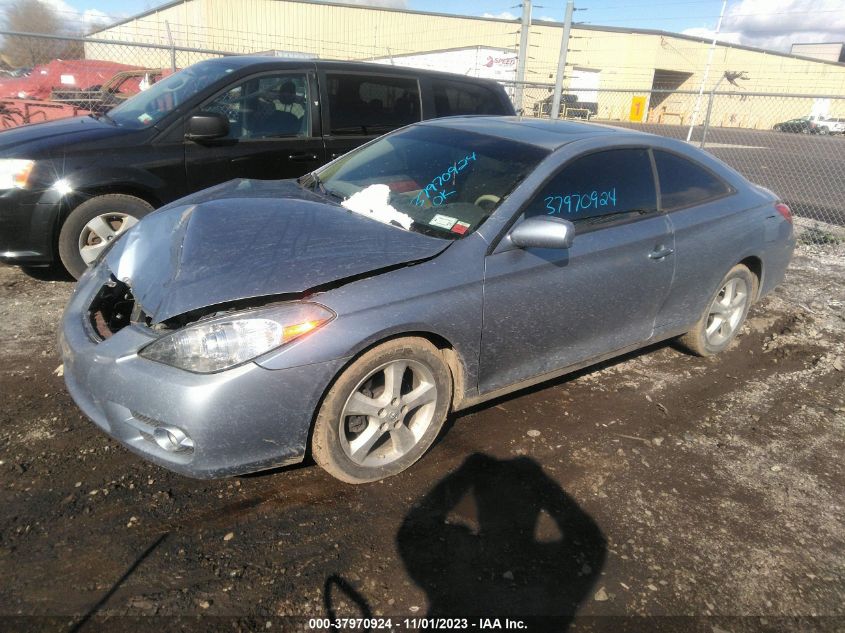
[30,0,845,53]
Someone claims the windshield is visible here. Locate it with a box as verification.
[106,59,237,129]
[309,125,549,239]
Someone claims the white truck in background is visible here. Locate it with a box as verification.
[807,115,845,135]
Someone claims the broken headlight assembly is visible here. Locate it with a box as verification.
[139,302,335,373]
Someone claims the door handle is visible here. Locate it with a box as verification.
[649,246,674,260]
[288,152,318,162]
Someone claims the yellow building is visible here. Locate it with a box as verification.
[88,0,845,127]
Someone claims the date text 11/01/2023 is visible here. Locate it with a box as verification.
[545,188,617,215]
[307,617,528,630]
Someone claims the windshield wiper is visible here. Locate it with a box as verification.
[298,172,343,202]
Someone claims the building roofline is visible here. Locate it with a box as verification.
[92,0,845,69]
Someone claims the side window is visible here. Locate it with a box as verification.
[653,150,732,210]
[327,74,420,135]
[432,80,506,116]
[523,149,657,227]
[204,73,310,140]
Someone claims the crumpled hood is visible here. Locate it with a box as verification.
[105,179,450,323]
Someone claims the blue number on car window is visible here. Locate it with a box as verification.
[545,188,616,215]
[412,152,477,207]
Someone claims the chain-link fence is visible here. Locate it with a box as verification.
[0,31,229,127]
[1,30,843,247]
[504,80,845,247]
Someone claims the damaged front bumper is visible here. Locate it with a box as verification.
[60,265,347,479]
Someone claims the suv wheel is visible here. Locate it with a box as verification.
[58,194,153,279]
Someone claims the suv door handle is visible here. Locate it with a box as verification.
[649,247,674,260]
[288,152,318,161]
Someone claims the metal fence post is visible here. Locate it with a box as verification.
[165,21,177,72]
[700,90,716,148]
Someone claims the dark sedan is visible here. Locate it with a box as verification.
[61,117,795,484]
[773,118,813,133]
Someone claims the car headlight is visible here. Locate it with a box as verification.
[0,159,35,190]
[139,302,335,373]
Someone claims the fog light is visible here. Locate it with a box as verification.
[152,425,194,453]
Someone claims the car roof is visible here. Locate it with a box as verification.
[200,56,503,85]
[420,116,649,151]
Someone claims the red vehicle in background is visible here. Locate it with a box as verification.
[0,59,169,128]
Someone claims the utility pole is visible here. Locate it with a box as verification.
[686,0,727,142]
[513,0,533,114]
[550,0,575,119]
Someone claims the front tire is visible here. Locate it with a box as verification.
[58,194,153,279]
[312,337,452,484]
[679,264,755,357]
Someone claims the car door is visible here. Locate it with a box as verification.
[185,69,325,190]
[479,148,675,394]
[319,69,422,162]
[649,149,745,330]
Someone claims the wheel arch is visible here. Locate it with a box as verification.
[738,254,763,301]
[59,184,162,225]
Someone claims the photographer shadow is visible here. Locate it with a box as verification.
[397,453,606,630]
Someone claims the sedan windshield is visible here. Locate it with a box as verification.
[106,59,237,129]
[310,124,549,239]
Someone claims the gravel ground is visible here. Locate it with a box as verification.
[0,241,843,633]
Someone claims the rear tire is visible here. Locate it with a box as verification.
[679,264,756,357]
[58,194,153,279]
[312,337,452,484]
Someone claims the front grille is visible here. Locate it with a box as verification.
[88,276,138,340]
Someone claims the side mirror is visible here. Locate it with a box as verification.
[509,216,575,250]
[185,112,229,141]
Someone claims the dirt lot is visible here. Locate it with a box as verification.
[1,240,843,632]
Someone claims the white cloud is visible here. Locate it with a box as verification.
[682,0,845,52]
[482,11,518,20]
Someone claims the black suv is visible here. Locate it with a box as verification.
[0,57,514,277]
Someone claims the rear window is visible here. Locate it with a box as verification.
[326,73,421,135]
[432,80,508,117]
[654,150,732,211]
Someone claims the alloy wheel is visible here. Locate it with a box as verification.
[705,277,748,346]
[339,359,438,467]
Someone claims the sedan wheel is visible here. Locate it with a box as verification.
[704,277,748,347]
[679,264,755,356]
[339,359,438,467]
[312,338,452,483]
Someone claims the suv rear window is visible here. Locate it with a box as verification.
[432,80,507,117]
[327,74,421,135]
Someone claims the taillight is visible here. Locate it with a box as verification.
[775,202,792,224]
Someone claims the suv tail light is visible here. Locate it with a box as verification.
[775,202,792,224]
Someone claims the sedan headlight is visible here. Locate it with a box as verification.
[0,159,35,190]
[139,302,335,373]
